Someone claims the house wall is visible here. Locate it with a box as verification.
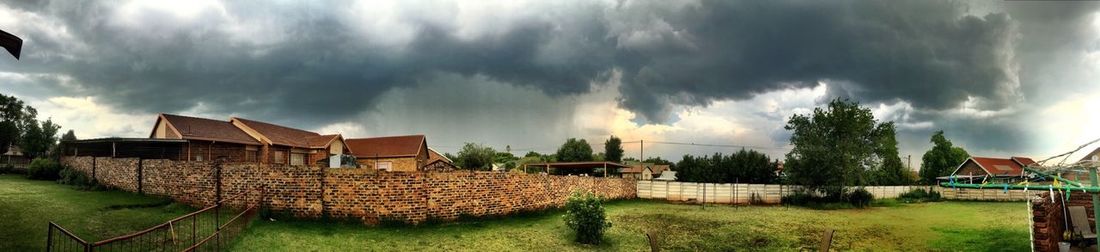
[357,157,419,172]
[60,156,636,224]
[954,161,987,177]
[184,140,251,163]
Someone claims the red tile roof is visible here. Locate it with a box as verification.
[961,156,1038,177]
[157,114,261,145]
[345,135,426,158]
[232,117,326,148]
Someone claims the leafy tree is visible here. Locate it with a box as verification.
[918,131,970,184]
[868,123,912,185]
[455,143,496,171]
[61,130,76,141]
[20,118,60,159]
[675,149,777,183]
[604,136,623,163]
[556,138,593,162]
[784,98,899,198]
[524,151,542,158]
[0,93,38,154]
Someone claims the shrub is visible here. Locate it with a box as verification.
[847,188,874,208]
[0,163,13,174]
[26,158,63,180]
[563,190,612,245]
[57,167,101,190]
[897,188,941,203]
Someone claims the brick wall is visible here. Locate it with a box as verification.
[1031,191,1098,251]
[60,156,636,224]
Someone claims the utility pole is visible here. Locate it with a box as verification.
[907,155,912,170]
[640,139,644,161]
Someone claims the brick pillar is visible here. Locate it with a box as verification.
[1032,191,1066,251]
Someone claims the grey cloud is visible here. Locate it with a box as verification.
[1,0,1028,128]
[611,0,1021,122]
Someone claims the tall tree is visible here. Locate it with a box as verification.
[784,98,893,198]
[0,93,37,154]
[556,138,593,162]
[604,136,623,163]
[918,131,970,185]
[20,118,60,159]
[868,123,912,185]
[455,143,496,171]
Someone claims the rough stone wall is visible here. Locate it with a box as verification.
[59,156,636,224]
[1032,191,1097,251]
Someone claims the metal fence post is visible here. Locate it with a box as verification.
[46,223,53,252]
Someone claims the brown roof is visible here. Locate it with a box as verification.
[157,114,261,145]
[345,135,426,158]
[427,148,452,164]
[306,134,340,148]
[231,117,325,148]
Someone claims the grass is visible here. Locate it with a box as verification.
[0,174,197,251]
[0,173,1030,251]
[230,199,1030,251]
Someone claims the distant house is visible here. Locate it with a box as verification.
[345,135,429,172]
[620,162,670,180]
[422,148,457,172]
[1081,147,1100,163]
[950,156,1037,183]
[150,114,265,163]
[230,117,349,167]
[149,114,350,167]
[2,145,28,165]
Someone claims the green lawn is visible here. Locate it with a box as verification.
[230,200,1030,251]
[0,173,1030,251]
[0,174,196,251]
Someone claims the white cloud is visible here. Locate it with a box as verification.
[29,96,153,139]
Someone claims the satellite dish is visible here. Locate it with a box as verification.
[0,29,22,59]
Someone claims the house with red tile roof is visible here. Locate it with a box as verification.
[950,156,1037,183]
[150,113,350,167]
[345,135,429,172]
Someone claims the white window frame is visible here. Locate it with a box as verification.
[377,161,392,171]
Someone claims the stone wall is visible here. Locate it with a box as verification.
[60,156,636,224]
[1031,191,1097,251]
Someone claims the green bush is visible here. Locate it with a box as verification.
[26,158,63,180]
[783,189,873,209]
[563,190,612,245]
[0,163,13,174]
[897,188,941,203]
[847,188,874,208]
[57,167,102,190]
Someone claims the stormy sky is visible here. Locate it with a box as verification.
[2,0,1100,168]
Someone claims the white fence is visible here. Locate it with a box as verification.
[636,180,1038,204]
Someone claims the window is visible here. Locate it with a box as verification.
[273,151,285,164]
[377,161,392,171]
[245,150,258,162]
[194,155,203,162]
[290,153,305,166]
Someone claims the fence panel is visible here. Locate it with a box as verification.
[47,189,261,252]
[635,182,1048,203]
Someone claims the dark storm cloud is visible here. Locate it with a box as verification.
[0,0,1026,127]
[611,0,1020,122]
